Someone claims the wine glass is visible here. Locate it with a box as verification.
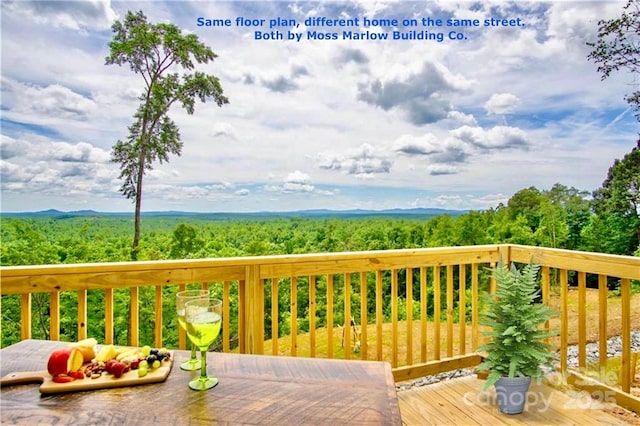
[176,289,210,371]
[184,297,222,391]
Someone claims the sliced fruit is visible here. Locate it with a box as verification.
[47,347,84,377]
[74,337,98,347]
[52,374,76,383]
[69,338,97,363]
[116,348,139,361]
[94,344,118,362]
[69,371,85,380]
[115,346,132,355]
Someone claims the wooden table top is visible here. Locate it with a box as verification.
[0,340,401,425]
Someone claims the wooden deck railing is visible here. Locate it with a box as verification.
[1,244,639,411]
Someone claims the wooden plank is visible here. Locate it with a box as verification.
[393,354,482,383]
[309,275,316,358]
[376,270,383,361]
[49,292,60,341]
[471,263,479,351]
[243,265,264,355]
[433,266,441,361]
[459,264,466,355]
[446,265,453,358]
[290,276,297,357]
[154,286,162,347]
[510,245,640,280]
[542,266,550,342]
[560,269,568,374]
[621,278,631,393]
[391,269,398,368]
[271,278,279,355]
[398,375,628,426]
[20,294,31,340]
[406,268,413,366]
[1,264,246,294]
[129,286,139,347]
[599,274,608,370]
[177,284,186,350]
[420,266,427,363]
[399,386,479,425]
[327,274,334,358]
[359,272,367,359]
[259,247,501,278]
[238,279,245,354]
[578,271,587,369]
[77,290,88,341]
[566,370,640,417]
[344,273,351,360]
[223,281,230,353]
[441,378,528,425]
[104,288,113,344]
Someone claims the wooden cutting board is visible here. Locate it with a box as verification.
[0,352,174,394]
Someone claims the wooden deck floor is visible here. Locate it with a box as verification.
[397,375,628,425]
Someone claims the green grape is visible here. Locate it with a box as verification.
[141,345,151,357]
[137,366,148,377]
[152,360,161,369]
[139,360,149,369]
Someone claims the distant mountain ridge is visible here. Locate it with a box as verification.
[2,207,468,219]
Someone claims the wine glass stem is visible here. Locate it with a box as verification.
[191,344,197,360]
[200,350,208,380]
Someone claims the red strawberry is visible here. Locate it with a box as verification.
[69,371,85,380]
[52,374,75,383]
[105,359,118,374]
[111,361,127,378]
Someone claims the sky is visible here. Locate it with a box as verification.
[1,0,638,213]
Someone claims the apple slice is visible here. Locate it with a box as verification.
[69,338,97,363]
[47,347,84,377]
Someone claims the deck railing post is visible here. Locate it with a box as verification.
[498,244,511,265]
[242,264,264,354]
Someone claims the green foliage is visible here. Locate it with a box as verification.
[170,224,202,258]
[591,140,640,255]
[587,0,640,119]
[477,262,558,390]
[2,177,639,349]
[106,10,228,259]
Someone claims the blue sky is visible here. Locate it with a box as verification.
[1,0,638,213]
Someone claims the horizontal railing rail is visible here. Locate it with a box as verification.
[1,244,639,411]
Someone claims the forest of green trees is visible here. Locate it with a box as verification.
[2,178,639,349]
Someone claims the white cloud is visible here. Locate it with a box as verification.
[2,0,117,31]
[393,134,442,156]
[0,0,636,213]
[484,93,520,115]
[357,61,473,125]
[451,126,529,150]
[3,79,97,121]
[447,110,477,126]
[318,144,393,178]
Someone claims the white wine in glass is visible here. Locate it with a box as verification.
[176,289,210,371]
[184,297,222,391]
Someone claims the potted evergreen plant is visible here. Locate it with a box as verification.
[477,260,558,414]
